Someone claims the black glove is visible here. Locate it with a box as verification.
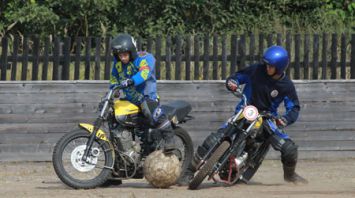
[226,78,238,92]
[120,79,134,88]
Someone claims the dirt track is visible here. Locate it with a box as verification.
[1,159,355,198]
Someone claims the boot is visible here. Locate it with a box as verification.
[283,164,308,184]
[177,164,195,186]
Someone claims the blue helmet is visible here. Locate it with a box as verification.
[262,46,289,75]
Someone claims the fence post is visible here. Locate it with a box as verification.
[330,33,338,79]
[294,34,301,80]
[203,34,209,80]
[175,35,182,80]
[321,33,328,79]
[52,36,60,80]
[351,34,355,79]
[194,35,200,80]
[85,37,91,80]
[221,34,227,79]
[286,32,292,77]
[155,36,161,80]
[104,36,111,80]
[230,34,238,75]
[1,36,8,80]
[11,35,19,81]
[94,37,101,80]
[185,35,191,80]
[21,36,29,80]
[74,37,82,80]
[312,34,319,79]
[340,33,346,79]
[165,35,171,80]
[258,33,264,62]
[249,33,255,64]
[62,37,71,80]
[42,37,50,80]
[212,33,218,80]
[303,34,310,79]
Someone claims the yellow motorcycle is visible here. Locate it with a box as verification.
[52,85,194,189]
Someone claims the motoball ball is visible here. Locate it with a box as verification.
[144,150,182,188]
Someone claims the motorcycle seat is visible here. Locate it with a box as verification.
[160,100,192,123]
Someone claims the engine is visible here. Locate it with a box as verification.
[113,128,141,165]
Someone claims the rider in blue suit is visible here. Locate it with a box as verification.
[178,45,307,185]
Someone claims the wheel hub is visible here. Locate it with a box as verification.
[70,145,99,172]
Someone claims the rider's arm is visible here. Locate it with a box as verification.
[226,64,258,85]
[109,61,120,89]
[282,85,300,126]
[131,55,155,86]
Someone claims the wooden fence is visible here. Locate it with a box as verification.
[1,80,355,161]
[1,33,355,81]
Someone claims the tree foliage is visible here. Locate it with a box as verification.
[0,0,354,37]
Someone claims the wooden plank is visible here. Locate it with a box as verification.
[322,33,328,79]
[221,34,227,79]
[267,33,273,46]
[84,37,91,80]
[41,37,50,80]
[276,33,282,45]
[175,35,182,80]
[212,33,218,80]
[312,34,319,79]
[52,36,60,80]
[330,33,338,79]
[303,34,310,79]
[155,36,162,80]
[294,34,301,79]
[185,35,191,80]
[165,36,171,80]
[203,34,209,80]
[10,35,19,81]
[21,36,29,80]
[1,36,8,80]
[340,33,346,79]
[0,123,78,134]
[94,37,101,80]
[147,37,153,53]
[194,35,200,80]
[104,36,111,80]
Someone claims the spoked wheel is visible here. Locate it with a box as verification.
[189,141,230,190]
[52,129,114,189]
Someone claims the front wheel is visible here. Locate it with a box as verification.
[52,129,114,189]
[189,141,230,190]
[173,127,194,179]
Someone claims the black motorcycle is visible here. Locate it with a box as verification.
[189,87,285,190]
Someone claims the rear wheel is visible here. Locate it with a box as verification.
[52,129,114,189]
[189,141,230,190]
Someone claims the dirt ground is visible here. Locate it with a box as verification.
[1,159,355,198]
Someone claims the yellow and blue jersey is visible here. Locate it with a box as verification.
[110,51,157,105]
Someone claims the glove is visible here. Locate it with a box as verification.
[226,78,238,92]
[120,79,134,88]
[276,116,288,128]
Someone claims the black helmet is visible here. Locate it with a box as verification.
[111,33,138,61]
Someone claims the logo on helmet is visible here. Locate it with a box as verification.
[271,90,279,97]
[131,37,137,48]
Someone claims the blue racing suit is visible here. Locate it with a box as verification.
[110,51,157,105]
[226,63,300,167]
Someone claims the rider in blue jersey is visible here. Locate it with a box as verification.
[179,45,307,185]
[109,33,175,152]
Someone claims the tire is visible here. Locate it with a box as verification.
[189,141,230,190]
[52,129,114,189]
[173,127,194,179]
[241,142,270,182]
